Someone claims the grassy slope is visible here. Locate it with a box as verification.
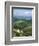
[12,19,32,37]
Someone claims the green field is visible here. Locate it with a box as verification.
[12,19,32,37]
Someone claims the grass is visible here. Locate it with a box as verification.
[12,19,32,37]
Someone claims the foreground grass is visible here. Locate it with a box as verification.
[12,20,32,37]
[12,26,32,37]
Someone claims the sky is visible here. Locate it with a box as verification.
[13,8,32,17]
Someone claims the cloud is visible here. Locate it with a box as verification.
[24,11,32,16]
[24,12,30,14]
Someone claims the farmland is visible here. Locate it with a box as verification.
[12,17,32,37]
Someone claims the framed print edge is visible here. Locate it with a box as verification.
[10,5,35,41]
[5,1,38,45]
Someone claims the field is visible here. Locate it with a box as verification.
[12,16,32,37]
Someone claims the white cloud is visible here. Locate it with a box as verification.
[24,12,31,16]
[24,12,30,14]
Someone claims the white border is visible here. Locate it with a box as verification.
[10,5,35,41]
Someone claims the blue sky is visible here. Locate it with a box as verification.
[13,8,32,17]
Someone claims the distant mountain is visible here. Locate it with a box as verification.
[13,15,32,20]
